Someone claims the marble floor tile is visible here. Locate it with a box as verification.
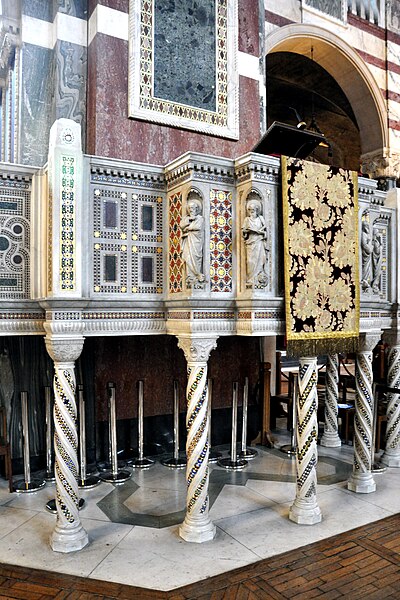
[0,512,133,577]
[89,523,260,591]
[0,505,38,539]
[5,483,56,512]
[209,483,275,520]
[123,486,186,516]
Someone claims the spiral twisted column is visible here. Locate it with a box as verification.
[45,336,88,552]
[289,356,322,525]
[178,336,217,543]
[321,354,341,447]
[348,342,376,493]
[381,344,400,467]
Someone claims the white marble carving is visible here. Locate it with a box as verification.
[180,197,205,288]
[242,198,268,288]
[321,354,341,448]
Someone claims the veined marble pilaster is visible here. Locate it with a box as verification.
[45,335,88,553]
[177,336,217,543]
[381,345,400,467]
[348,334,379,493]
[289,357,322,525]
[321,354,341,448]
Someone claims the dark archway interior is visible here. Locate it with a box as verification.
[266,52,361,171]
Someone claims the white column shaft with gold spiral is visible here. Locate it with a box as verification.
[382,345,400,467]
[321,354,341,447]
[45,336,88,552]
[289,356,322,525]
[178,337,217,543]
[348,349,376,493]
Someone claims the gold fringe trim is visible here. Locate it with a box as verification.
[286,336,359,358]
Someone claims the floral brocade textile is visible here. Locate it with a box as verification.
[282,157,359,357]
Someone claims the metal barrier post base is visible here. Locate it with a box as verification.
[97,459,126,472]
[44,470,56,482]
[99,469,131,483]
[46,498,85,513]
[208,450,223,463]
[280,444,296,456]
[239,447,258,459]
[131,457,155,469]
[14,479,45,493]
[217,457,247,470]
[371,461,387,473]
[161,456,186,469]
[78,475,101,489]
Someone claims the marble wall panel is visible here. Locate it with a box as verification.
[55,40,87,146]
[238,0,259,56]
[154,0,216,111]
[22,0,53,21]
[389,0,400,31]
[87,35,262,163]
[20,43,54,167]
[58,0,89,19]
[89,0,128,16]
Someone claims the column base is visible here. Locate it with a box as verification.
[179,517,216,543]
[381,451,400,467]
[289,499,322,525]
[347,471,376,493]
[50,522,89,553]
[320,432,342,448]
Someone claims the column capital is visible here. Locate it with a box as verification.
[45,335,84,363]
[177,336,218,364]
[359,332,382,353]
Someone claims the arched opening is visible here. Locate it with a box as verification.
[266,51,361,171]
[265,25,388,173]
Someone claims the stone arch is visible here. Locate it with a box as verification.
[266,24,389,167]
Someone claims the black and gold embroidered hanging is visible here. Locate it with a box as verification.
[282,157,359,357]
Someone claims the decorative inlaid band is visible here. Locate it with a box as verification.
[354,352,373,473]
[296,360,318,500]
[85,311,165,320]
[53,367,80,528]
[325,354,339,433]
[59,155,76,291]
[385,346,400,450]
[185,366,209,516]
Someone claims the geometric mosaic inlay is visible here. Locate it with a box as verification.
[210,189,232,293]
[0,182,30,298]
[169,192,183,293]
[60,155,76,291]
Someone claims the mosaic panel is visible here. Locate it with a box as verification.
[60,155,76,291]
[209,189,232,293]
[93,242,128,294]
[93,188,128,241]
[132,245,163,294]
[129,0,238,138]
[91,185,163,296]
[0,184,30,299]
[131,193,163,243]
[169,192,183,293]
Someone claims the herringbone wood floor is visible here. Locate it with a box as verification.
[0,514,399,599]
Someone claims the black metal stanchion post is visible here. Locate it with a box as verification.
[131,380,155,469]
[218,382,247,470]
[208,378,222,463]
[280,373,298,456]
[44,386,55,482]
[162,380,186,468]
[78,385,101,488]
[99,383,131,483]
[14,391,45,493]
[239,377,258,459]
